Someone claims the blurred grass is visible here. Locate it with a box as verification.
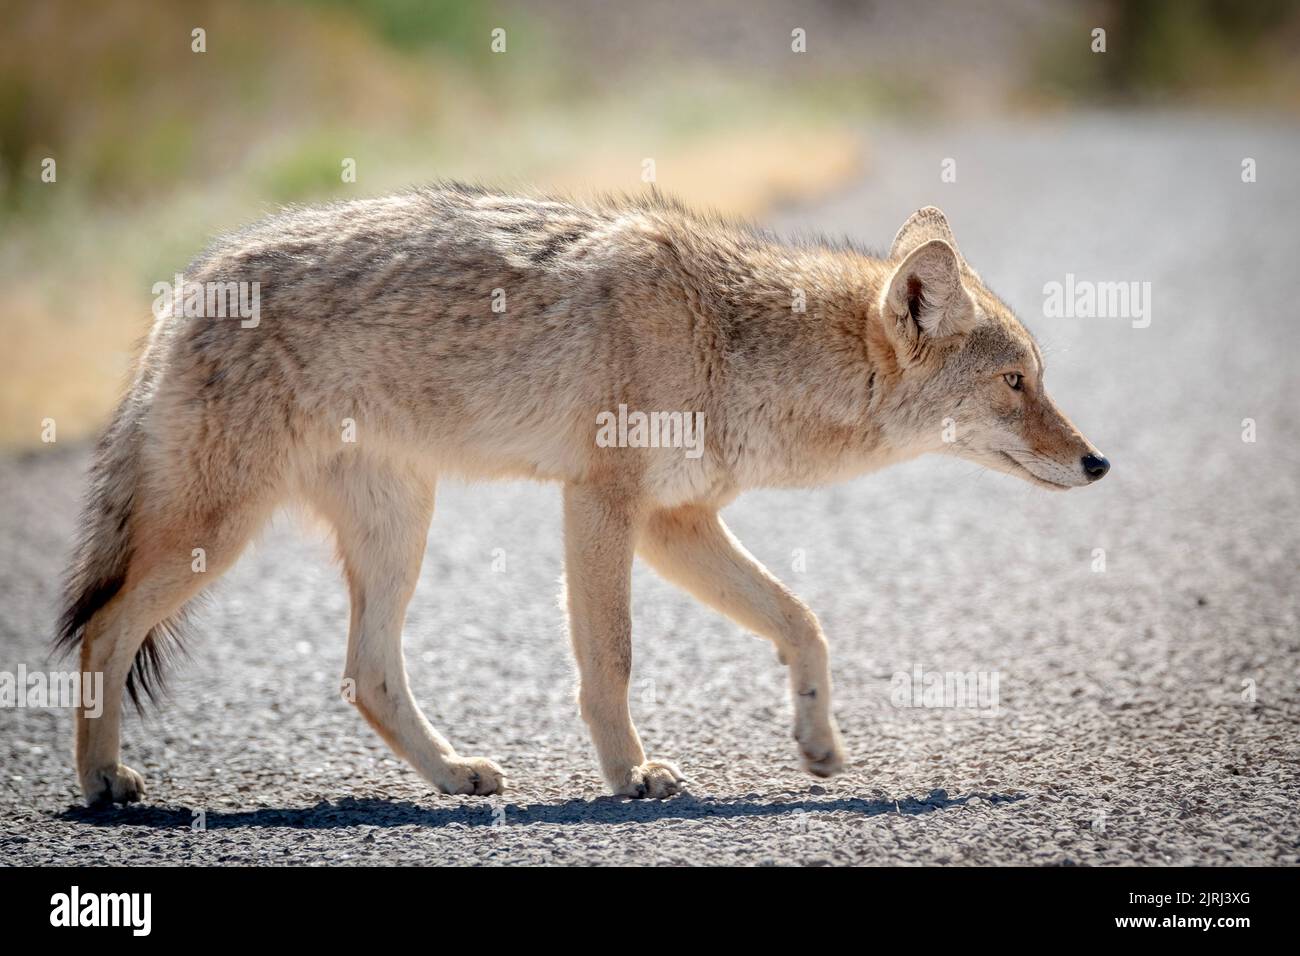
[0,0,865,449]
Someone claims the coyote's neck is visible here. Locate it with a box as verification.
[713,245,906,488]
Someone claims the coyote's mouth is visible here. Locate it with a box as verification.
[998,451,1072,490]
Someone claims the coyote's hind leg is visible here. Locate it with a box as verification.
[77,494,270,806]
[312,454,504,796]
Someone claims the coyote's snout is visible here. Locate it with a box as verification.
[57,187,1106,806]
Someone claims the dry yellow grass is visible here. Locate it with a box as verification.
[3,285,139,449]
[547,127,863,218]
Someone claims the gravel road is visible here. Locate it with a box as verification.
[2,115,1297,865]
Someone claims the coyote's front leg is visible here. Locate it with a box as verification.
[639,505,844,777]
[563,483,685,798]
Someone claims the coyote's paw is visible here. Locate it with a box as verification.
[82,763,146,808]
[612,760,686,799]
[439,756,506,796]
[796,720,845,778]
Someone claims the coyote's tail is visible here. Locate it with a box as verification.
[55,378,190,712]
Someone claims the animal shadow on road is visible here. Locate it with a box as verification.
[59,790,1024,830]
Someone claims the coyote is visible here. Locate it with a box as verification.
[58,186,1108,805]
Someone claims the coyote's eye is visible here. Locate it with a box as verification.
[1003,372,1023,391]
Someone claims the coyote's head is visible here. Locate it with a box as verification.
[875,207,1108,489]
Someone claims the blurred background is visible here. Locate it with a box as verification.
[2,0,1299,447]
[3,1,1298,866]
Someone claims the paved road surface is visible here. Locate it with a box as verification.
[2,115,1296,865]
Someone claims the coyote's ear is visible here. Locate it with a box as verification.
[880,239,978,343]
[890,206,960,259]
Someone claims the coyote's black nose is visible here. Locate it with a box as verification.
[1081,453,1110,481]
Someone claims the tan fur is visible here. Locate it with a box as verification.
[59,188,1105,804]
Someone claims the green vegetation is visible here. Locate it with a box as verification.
[1034,0,1300,107]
